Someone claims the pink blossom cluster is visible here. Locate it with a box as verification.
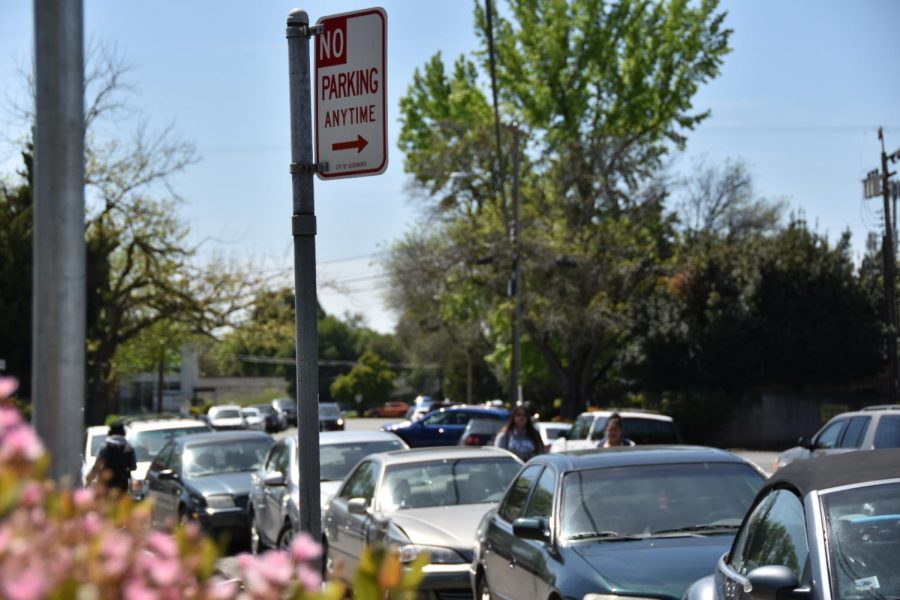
[0,378,45,469]
[235,534,325,600]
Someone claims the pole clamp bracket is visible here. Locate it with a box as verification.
[292,214,317,237]
[286,24,324,38]
[290,162,329,175]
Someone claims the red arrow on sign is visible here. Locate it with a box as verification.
[331,135,369,153]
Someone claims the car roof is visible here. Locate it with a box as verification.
[576,410,673,422]
[529,445,756,472]
[177,431,272,447]
[375,445,521,466]
[318,430,407,445]
[126,418,208,432]
[766,448,900,497]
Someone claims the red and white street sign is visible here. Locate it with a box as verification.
[315,7,387,180]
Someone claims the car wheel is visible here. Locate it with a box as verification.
[277,522,294,551]
[477,574,492,600]
[249,510,268,554]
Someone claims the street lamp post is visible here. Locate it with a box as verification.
[510,125,522,406]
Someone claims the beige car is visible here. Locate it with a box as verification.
[323,446,522,599]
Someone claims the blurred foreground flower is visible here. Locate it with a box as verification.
[0,376,423,599]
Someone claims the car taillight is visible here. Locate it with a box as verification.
[464,434,481,446]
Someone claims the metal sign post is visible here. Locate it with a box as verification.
[315,8,387,180]
[286,8,322,546]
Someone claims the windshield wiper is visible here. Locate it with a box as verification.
[651,524,739,536]
[567,531,644,541]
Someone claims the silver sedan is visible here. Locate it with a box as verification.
[248,430,408,552]
[323,446,522,599]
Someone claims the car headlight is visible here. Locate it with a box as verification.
[205,494,236,509]
[337,418,344,426]
[585,596,661,600]
[398,544,467,565]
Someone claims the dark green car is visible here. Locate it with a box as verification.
[471,446,766,600]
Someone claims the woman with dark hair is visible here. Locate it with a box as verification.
[494,406,545,462]
[598,412,635,447]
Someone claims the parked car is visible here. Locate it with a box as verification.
[775,405,900,471]
[248,430,408,553]
[145,430,274,544]
[685,448,900,600]
[241,406,265,431]
[272,398,297,427]
[382,405,510,448]
[404,395,436,421]
[365,401,410,418]
[457,417,505,447]
[207,405,247,430]
[249,403,285,433]
[549,409,681,452]
[324,446,523,598]
[123,416,211,500]
[319,402,345,431]
[535,421,571,452]
[81,425,108,486]
[472,446,766,600]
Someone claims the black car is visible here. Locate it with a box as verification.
[272,398,298,427]
[319,402,345,431]
[144,431,274,543]
[472,446,766,600]
[686,448,900,600]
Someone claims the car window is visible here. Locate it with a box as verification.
[524,467,556,519]
[320,440,405,482]
[183,439,272,478]
[380,458,520,511]
[839,416,871,449]
[873,415,900,448]
[275,443,290,474]
[423,411,449,426]
[500,465,542,522]
[623,418,680,444]
[730,489,808,579]
[569,415,595,440]
[815,419,847,449]
[265,441,286,473]
[150,443,174,472]
[89,434,108,456]
[340,461,379,501]
[128,425,210,462]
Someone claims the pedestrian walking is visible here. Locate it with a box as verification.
[87,421,137,493]
[494,406,545,462]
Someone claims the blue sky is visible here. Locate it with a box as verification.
[1,1,898,333]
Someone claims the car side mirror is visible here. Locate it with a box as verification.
[746,565,809,600]
[348,497,369,515]
[158,469,178,481]
[513,517,549,542]
[264,471,286,486]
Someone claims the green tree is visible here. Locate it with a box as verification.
[394,0,732,417]
[330,351,397,409]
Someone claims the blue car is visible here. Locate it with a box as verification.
[382,405,510,448]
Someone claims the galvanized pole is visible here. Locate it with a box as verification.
[879,127,899,402]
[286,8,321,544]
[510,125,522,406]
[32,0,86,483]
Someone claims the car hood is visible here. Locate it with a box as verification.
[572,535,733,599]
[187,471,255,496]
[388,503,494,549]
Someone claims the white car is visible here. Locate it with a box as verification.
[548,410,681,452]
[207,404,247,430]
[81,425,109,486]
[535,421,571,452]
[125,417,211,499]
[241,406,265,431]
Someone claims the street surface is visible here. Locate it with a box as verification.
[216,418,779,580]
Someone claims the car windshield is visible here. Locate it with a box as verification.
[568,415,595,440]
[822,481,900,600]
[560,462,764,541]
[379,457,521,512]
[128,426,209,462]
[90,434,108,456]
[320,405,340,418]
[184,439,272,477]
[319,440,405,481]
[213,409,241,419]
[255,405,275,415]
[274,399,294,411]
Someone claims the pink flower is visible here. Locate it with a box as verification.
[0,376,18,399]
[81,512,103,536]
[0,571,48,600]
[239,551,293,597]
[0,405,21,429]
[147,531,179,559]
[205,577,240,600]
[146,557,182,588]
[73,487,94,509]
[124,576,159,600]
[19,482,43,507]
[290,532,322,563]
[0,424,45,462]
[295,564,322,593]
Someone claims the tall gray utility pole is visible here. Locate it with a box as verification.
[510,125,522,406]
[286,9,322,545]
[879,128,899,402]
[33,0,86,483]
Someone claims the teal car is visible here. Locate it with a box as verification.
[471,446,766,600]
